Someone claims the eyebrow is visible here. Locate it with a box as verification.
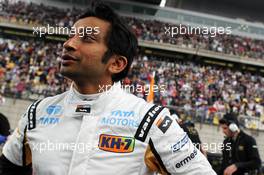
[83,27,101,38]
[83,33,100,42]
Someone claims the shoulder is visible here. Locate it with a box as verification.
[116,89,155,115]
[36,91,69,109]
[24,91,69,129]
[116,89,171,140]
[241,131,256,142]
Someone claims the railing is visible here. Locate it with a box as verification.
[166,105,264,132]
[139,40,264,67]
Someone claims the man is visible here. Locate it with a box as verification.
[0,2,216,175]
[219,113,261,175]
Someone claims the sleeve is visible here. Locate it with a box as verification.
[235,136,261,170]
[2,98,42,168]
[2,108,30,167]
[144,108,217,175]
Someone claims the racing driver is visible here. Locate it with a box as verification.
[0,1,216,175]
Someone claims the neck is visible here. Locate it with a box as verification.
[73,79,113,94]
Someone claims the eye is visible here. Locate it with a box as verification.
[82,35,95,42]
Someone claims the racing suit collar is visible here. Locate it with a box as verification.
[66,82,122,112]
[71,84,103,101]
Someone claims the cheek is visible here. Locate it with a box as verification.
[80,55,94,66]
[224,130,231,136]
[223,129,228,134]
[81,47,106,64]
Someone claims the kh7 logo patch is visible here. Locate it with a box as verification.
[156,116,173,133]
[98,134,135,153]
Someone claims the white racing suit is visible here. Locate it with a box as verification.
[3,82,216,175]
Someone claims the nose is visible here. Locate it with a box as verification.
[63,36,78,52]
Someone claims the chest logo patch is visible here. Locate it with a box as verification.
[98,134,135,153]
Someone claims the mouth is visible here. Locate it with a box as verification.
[60,54,79,65]
[61,54,79,61]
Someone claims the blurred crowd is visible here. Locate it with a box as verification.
[0,38,69,99]
[0,1,264,127]
[0,0,264,60]
[126,55,264,120]
[0,0,78,27]
[127,17,264,60]
[0,37,264,121]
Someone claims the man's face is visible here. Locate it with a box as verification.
[60,17,111,83]
[220,124,233,137]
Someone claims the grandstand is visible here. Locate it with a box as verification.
[164,0,264,23]
[0,0,264,173]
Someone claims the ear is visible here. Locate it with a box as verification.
[108,55,128,74]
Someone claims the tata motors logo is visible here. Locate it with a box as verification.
[100,110,139,128]
[175,149,197,168]
[98,134,135,153]
[46,105,62,115]
[111,110,135,117]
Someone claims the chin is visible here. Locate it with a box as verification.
[60,69,74,79]
[61,69,84,82]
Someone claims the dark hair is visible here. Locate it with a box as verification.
[219,118,230,125]
[78,1,138,82]
[219,112,239,127]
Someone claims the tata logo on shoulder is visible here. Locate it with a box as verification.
[175,148,197,168]
[46,105,62,115]
[111,110,135,117]
[39,117,60,125]
[98,134,135,153]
